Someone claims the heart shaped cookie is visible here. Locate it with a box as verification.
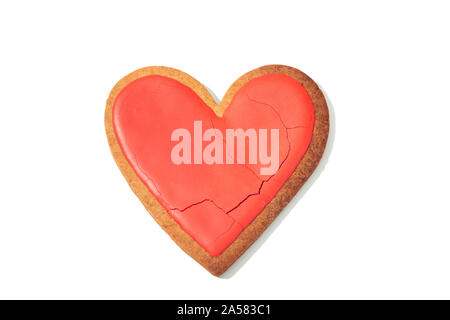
[105,65,329,276]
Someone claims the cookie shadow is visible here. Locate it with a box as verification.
[212,83,336,279]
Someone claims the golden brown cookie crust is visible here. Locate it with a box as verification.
[105,65,329,276]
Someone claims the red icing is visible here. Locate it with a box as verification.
[112,74,315,256]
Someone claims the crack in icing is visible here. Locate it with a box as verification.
[171,92,305,219]
[170,198,227,213]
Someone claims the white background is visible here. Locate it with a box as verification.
[0,1,449,299]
